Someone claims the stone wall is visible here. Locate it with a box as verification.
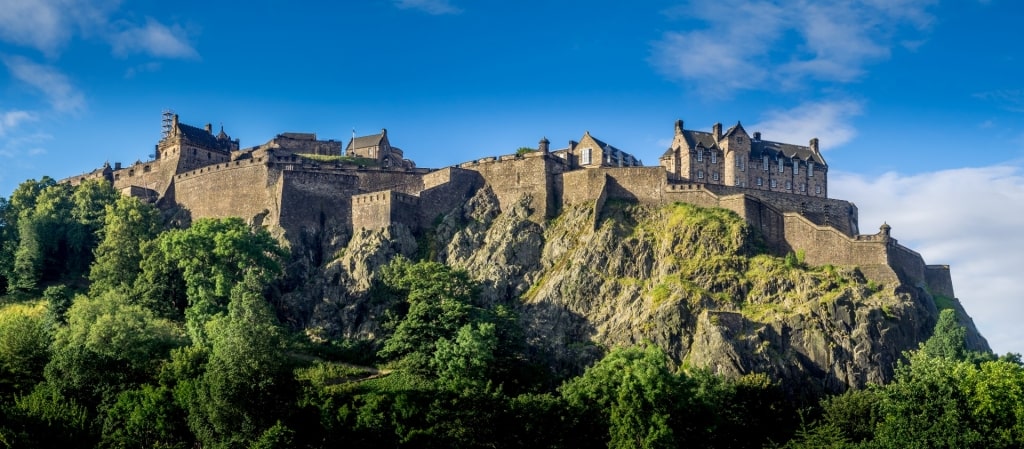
[459,152,560,220]
[417,168,485,226]
[352,190,420,231]
[174,158,276,223]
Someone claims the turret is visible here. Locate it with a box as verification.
[539,137,550,154]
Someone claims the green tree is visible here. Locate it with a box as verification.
[922,308,967,360]
[377,257,480,373]
[0,302,50,396]
[89,196,162,298]
[560,345,680,449]
[178,272,294,449]
[431,322,497,392]
[135,217,285,342]
[45,290,185,408]
[0,177,55,290]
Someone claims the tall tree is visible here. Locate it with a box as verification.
[89,196,162,298]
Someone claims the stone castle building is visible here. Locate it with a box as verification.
[63,115,954,300]
[659,120,827,197]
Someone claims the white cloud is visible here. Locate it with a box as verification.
[394,0,462,15]
[3,56,85,113]
[0,0,196,59]
[111,18,197,59]
[0,110,37,136]
[0,0,120,55]
[830,165,1024,355]
[652,0,936,94]
[751,100,863,149]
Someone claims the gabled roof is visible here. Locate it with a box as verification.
[723,121,748,138]
[752,140,826,165]
[350,132,386,150]
[583,131,624,154]
[177,123,223,149]
[683,130,720,150]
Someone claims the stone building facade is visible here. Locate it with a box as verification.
[659,120,827,197]
[63,115,951,298]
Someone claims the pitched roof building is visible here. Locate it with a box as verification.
[659,119,828,197]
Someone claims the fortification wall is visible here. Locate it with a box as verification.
[277,168,361,240]
[112,157,178,199]
[925,266,955,298]
[887,243,928,288]
[352,190,420,231]
[174,158,276,222]
[702,183,859,236]
[460,152,558,220]
[417,168,485,226]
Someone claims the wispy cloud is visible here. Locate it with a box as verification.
[0,111,37,137]
[3,56,85,113]
[0,0,196,59]
[751,100,863,149]
[831,164,1024,355]
[974,90,1024,113]
[394,0,462,15]
[652,0,937,94]
[111,18,198,59]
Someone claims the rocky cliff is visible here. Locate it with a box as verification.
[289,188,989,393]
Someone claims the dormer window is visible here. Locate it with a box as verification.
[581,148,592,165]
[711,152,717,164]
[696,149,703,162]
[793,160,799,175]
[808,162,815,177]
[762,155,769,171]
[778,158,783,173]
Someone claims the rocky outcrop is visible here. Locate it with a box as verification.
[300,190,989,393]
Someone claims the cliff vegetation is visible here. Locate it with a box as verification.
[0,177,1013,449]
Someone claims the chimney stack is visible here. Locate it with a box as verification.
[810,138,820,153]
[674,119,684,136]
[205,123,213,134]
[713,122,722,141]
[753,132,761,141]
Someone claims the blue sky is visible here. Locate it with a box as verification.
[2,0,1024,355]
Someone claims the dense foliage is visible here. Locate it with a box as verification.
[0,177,1018,448]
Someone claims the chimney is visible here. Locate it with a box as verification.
[753,132,761,141]
[568,140,577,153]
[539,137,550,153]
[810,138,820,153]
[172,114,179,133]
[713,122,722,141]
[114,162,122,170]
[381,128,387,136]
[205,123,213,134]
[674,119,684,136]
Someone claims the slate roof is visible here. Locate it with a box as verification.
[723,121,748,137]
[349,132,385,150]
[177,123,227,150]
[751,140,825,165]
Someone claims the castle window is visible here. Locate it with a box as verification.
[808,162,815,177]
[712,171,720,181]
[793,160,799,175]
[800,183,807,192]
[778,158,783,173]
[144,165,151,173]
[771,179,777,188]
[763,155,769,171]
[696,149,703,162]
[786,181,792,190]
[816,185,822,194]
[711,152,717,164]
[581,148,592,165]
[697,169,704,179]
[756,177,763,186]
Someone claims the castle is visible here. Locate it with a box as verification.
[63,115,953,299]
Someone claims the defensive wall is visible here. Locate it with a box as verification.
[458,151,567,221]
[563,167,951,293]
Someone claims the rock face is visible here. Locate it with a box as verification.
[297,190,989,393]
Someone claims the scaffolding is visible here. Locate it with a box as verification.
[161,109,174,138]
